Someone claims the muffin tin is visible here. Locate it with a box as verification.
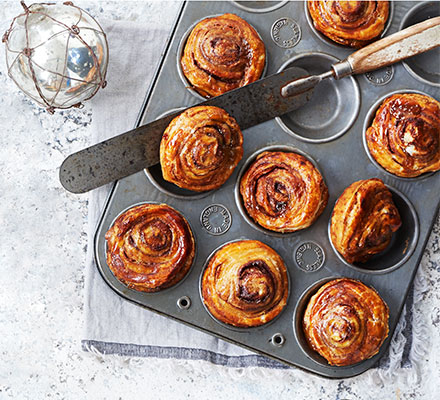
[94,1,440,378]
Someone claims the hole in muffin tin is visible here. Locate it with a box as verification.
[177,296,191,310]
[199,238,291,331]
[362,89,436,182]
[176,14,268,100]
[270,333,285,347]
[144,108,213,200]
[275,52,360,143]
[400,2,440,87]
[293,277,353,368]
[328,184,419,274]
[304,0,394,50]
[104,201,197,294]
[234,145,326,238]
[231,1,289,13]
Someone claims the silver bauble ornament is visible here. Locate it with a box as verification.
[3,1,108,113]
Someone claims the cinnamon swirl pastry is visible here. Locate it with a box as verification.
[303,278,389,366]
[330,178,401,264]
[160,106,243,192]
[240,151,328,233]
[180,13,266,98]
[105,203,195,292]
[201,240,289,328]
[307,1,390,48]
[366,93,440,178]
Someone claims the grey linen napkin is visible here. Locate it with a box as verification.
[82,15,424,374]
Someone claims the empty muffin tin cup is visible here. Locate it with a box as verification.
[231,1,288,13]
[304,0,394,50]
[293,277,342,367]
[103,201,197,294]
[234,144,325,238]
[145,108,213,200]
[199,238,291,331]
[400,2,440,87]
[328,184,419,274]
[362,89,436,182]
[177,14,267,100]
[275,52,360,143]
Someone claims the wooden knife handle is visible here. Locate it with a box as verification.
[347,16,440,75]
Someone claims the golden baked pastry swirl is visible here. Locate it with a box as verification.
[105,203,195,292]
[307,1,390,48]
[180,13,266,98]
[239,151,328,232]
[160,106,243,192]
[201,240,289,328]
[303,278,389,366]
[366,93,440,178]
[330,178,401,264]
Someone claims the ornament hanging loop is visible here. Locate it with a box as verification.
[70,25,80,35]
[20,1,29,13]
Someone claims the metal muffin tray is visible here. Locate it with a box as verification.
[94,1,440,378]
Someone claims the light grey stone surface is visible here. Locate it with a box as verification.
[1,1,439,399]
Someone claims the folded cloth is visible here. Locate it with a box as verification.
[82,9,429,380]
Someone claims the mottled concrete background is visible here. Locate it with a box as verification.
[1,1,439,399]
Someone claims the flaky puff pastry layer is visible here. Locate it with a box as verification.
[366,93,440,178]
[201,240,289,328]
[240,151,328,232]
[160,106,243,192]
[303,278,389,366]
[308,1,389,48]
[330,178,401,264]
[181,13,266,98]
[105,203,195,292]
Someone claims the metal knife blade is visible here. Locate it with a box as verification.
[60,66,311,193]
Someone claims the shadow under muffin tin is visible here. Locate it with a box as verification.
[94,1,440,378]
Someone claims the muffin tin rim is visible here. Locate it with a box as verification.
[103,200,199,295]
[361,88,438,181]
[230,0,290,14]
[327,183,420,274]
[234,144,327,237]
[198,237,292,332]
[176,13,268,101]
[399,1,440,88]
[293,276,390,368]
[304,0,395,51]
